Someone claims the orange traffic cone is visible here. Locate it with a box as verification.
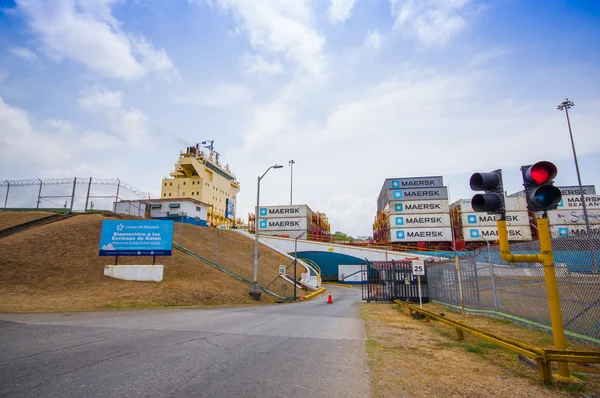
[299,292,304,301]
[327,291,333,304]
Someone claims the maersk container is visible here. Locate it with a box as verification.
[386,200,449,215]
[258,204,313,219]
[388,213,451,228]
[386,187,448,203]
[546,209,600,226]
[550,225,600,238]
[389,227,453,242]
[381,176,444,191]
[458,197,526,213]
[557,195,600,210]
[460,211,529,227]
[258,217,309,231]
[462,226,532,242]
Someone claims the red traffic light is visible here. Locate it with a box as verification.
[524,161,557,185]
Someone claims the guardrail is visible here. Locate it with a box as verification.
[394,300,600,384]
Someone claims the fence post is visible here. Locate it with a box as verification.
[69,177,76,212]
[84,177,92,211]
[455,255,465,316]
[4,181,9,208]
[37,179,43,208]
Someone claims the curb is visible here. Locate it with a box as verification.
[323,282,353,289]
[303,287,326,300]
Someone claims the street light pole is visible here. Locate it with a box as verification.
[251,164,284,300]
[557,99,590,234]
[289,160,295,205]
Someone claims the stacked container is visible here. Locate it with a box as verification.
[257,204,330,240]
[375,176,452,244]
[451,197,532,242]
[546,190,600,237]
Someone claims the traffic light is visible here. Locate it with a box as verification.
[469,169,505,214]
[521,161,562,211]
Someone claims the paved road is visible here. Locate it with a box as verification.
[0,286,371,397]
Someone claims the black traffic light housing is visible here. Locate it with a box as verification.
[469,169,505,214]
[520,161,562,211]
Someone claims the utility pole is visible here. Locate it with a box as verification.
[557,99,590,234]
[289,160,295,205]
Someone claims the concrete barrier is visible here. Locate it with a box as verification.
[104,265,163,282]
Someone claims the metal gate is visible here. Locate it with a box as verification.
[361,260,429,303]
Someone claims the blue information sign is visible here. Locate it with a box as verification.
[226,198,235,220]
[99,220,174,256]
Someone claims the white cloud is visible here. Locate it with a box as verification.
[10,47,39,61]
[211,0,326,75]
[112,109,149,146]
[365,30,382,50]
[174,84,253,108]
[467,47,510,68]
[328,0,357,24]
[242,52,283,75]
[391,0,472,47]
[17,0,177,80]
[78,85,123,111]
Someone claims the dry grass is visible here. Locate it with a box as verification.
[177,225,301,297]
[0,211,56,230]
[0,213,277,312]
[362,303,600,397]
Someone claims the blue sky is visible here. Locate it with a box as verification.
[1,0,599,236]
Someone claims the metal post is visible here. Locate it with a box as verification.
[289,159,295,205]
[36,179,43,208]
[252,176,261,296]
[455,255,465,316]
[69,177,77,212]
[3,181,9,209]
[538,217,569,378]
[293,231,306,301]
[84,177,92,211]
[418,275,423,309]
[562,104,590,234]
[115,178,121,203]
[179,212,183,245]
[487,240,500,312]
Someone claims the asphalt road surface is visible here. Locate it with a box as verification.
[0,286,371,397]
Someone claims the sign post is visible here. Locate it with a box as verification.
[412,260,425,309]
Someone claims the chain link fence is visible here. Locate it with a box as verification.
[427,231,600,343]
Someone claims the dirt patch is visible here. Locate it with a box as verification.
[362,303,600,397]
[0,211,56,230]
[0,213,279,312]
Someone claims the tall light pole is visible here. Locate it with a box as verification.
[251,164,284,299]
[289,159,295,205]
[557,98,590,234]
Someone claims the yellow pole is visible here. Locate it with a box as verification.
[537,217,569,379]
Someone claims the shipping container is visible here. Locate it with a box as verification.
[389,227,453,242]
[457,197,526,213]
[258,217,308,231]
[386,200,449,215]
[550,225,600,238]
[381,176,444,191]
[546,209,600,226]
[558,185,596,196]
[388,213,451,228]
[462,226,532,242]
[258,204,313,219]
[557,195,600,209]
[386,187,448,202]
[460,211,529,227]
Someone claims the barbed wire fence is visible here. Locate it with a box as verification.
[426,231,600,342]
[0,177,151,212]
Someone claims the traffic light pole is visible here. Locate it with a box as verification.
[497,217,569,380]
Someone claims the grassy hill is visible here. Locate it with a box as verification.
[0,213,298,312]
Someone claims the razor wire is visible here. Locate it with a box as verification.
[427,231,600,341]
[0,177,151,199]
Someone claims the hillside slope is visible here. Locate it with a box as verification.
[0,214,282,312]
[177,225,300,297]
[0,211,56,230]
